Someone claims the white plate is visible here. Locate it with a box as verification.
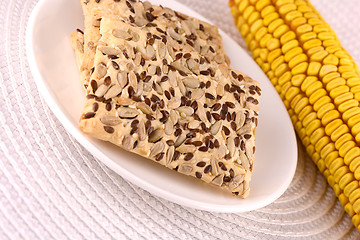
[26,0,297,212]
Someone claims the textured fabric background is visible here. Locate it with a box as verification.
[1,0,360,239]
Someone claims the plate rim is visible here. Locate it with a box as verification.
[26,0,298,212]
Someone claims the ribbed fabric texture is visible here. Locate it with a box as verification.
[0,0,359,239]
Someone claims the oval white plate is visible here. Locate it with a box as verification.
[26,0,297,212]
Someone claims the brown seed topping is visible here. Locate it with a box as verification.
[84,112,96,119]
[222,126,230,135]
[91,80,98,93]
[103,126,114,133]
[212,103,221,111]
[92,102,99,112]
[195,172,202,179]
[173,151,180,161]
[204,165,212,174]
[184,153,194,161]
[226,102,235,108]
[244,134,252,139]
[155,152,164,161]
[214,139,220,148]
[106,103,112,111]
[231,122,237,131]
[205,93,215,100]
[223,176,232,182]
[197,161,206,167]
[192,141,202,147]
[198,146,208,152]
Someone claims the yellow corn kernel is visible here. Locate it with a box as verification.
[275,0,295,7]
[344,147,360,165]
[260,5,276,18]
[263,12,279,26]
[334,165,349,183]
[323,54,339,66]
[315,136,330,153]
[307,18,322,26]
[291,94,303,111]
[322,72,341,84]
[267,38,281,51]
[294,96,309,114]
[300,32,316,43]
[255,27,268,41]
[339,58,353,66]
[345,180,359,197]
[255,0,271,12]
[347,78,360,88]
[317,159,326,172]
[303,12,318,19]
[352,215,360,227]
[297,4,312,13]
[326,77,346,92]
[326,45,342,54]
[285,86,300,101]
[290,17,307,30]
[313,95,330,111]
[267,48,282,63]
[350,188,360,204]
[329,85,349,99]
[278,71,292,85]
[355,166,360,180]
[343,107,360,122]
[273,24,289,38]
[318,32,335,41]
[280,31,296,46]
[320,65,338,78]
[313,152,321,163]
[339,193,349,207]
[291,62,308,75]
[331,124,350,142]
[301,76,317,92]
[317,102,335,119]
[334,92,354,106]
[350,157,360,173]
[324,151,339,168]
[305,81,322,96]
[291,74,306,86]
[321,143,335,159]
[240,23,250,36]
[310,128,325,145]
[309,87,327,104]
[275,63,289,77]
[303,39,322,51]
[302,112,317,127]
[338,99,359,113]
[321,110,340,125]
[260,33,272,48]
[284,47,303,62]
[343,72,359,80]
[339,141,356,158]
[271,56,285,70]
[306,119,321,136]
[248,12,261,26]
[323,39,340,47]
[268,19,285,33]
[285,10,302,22]
[354,198,360,214]
[288,53,308,68]
[325,119,342,136]
[298,105,313,121]
[309,50,329,62]
[282,39,299,53]
[237,0,249,13]
[307,62,322,76]
[250,19,263,33]
[345,203,355,217]
[296,24,312,35]
[279,3,297,15]
[313,24,330,33]
[243,5,255,20]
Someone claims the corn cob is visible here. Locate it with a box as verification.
[230,0,360,230]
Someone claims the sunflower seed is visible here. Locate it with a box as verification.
[246,102,260,112]
[239,151,250,170]
[174,133,186,147]
[104,85,121,99]
[183,76,200,88]
[168,70,178,87]
[188,120,200,129]
[138,121,146,141]
[129,29,140,42]
[117,97,134,106]
[212,174,224,186]
[95,84,108,97]
[170,61,191,75]
[177,106,194,116]
[235,112,245,129]
[229,175,244,191]
[186,58,199,74]
[188,89,202,100]
[158,42,166,58]
[196,104,207,122]
[136,102,152,114]
[100,46,120,56]
[177,144,196,153]
[237,123,251,136]
[117,107,138,119]
[95,63,107,78]
[245,140,254,159]
[134,52,142,66]
[168,27,182,41]
[128,72,138,92]
[148,129,164,143]
[169,110,179,124]
[167,97,181,109]
[164,119,174,135]
[178,164,193,175]
[210,120,222,135]
[122,135,135,150]
[166,146,175,165]
[227,136,236,157]
[180,21,191,35]
[135,81,144,97]
[112,29,132,40]
[150,141,165,157]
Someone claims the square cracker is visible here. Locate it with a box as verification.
[79,17,261,197]
[78,0,230,90]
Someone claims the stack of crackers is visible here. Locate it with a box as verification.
[70,0,261,198]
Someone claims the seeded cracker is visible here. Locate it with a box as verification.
[79,17,261,197]
[78,0,230,90]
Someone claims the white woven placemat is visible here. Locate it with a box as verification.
[1,0,360,239]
